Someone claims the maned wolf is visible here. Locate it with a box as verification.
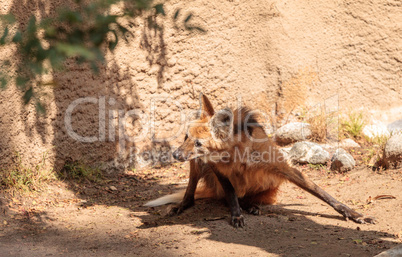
[145,94,375,227]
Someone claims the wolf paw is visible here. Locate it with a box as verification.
[231,215,245,228]
[340,205,376,224]
[167,200,194,216]
[167,205,183,216]
[246,206,261,216]
[351,215,377,224]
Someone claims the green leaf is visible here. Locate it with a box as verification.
[12,31,22,43]
[185,26,206,33]
[90,61,99,74]
[48,48,64,70]
[44,25,56,38]
[92,47,104,62]
[195,27,206,33]
[69,29,85,44]
[56,43,96,60]
[134,0,151,10]
[22,37,41,56]
[0,14,16,24]
[76,56,85,64]
[35,101,46,114]
[59,9,83,24]
[27,16,37,36]
[173,9,180,20]
[16,76,29,88]
[29,62,44,74]
[108,30,118,51]
[0,76,7,89]
[89,30,104,46]
[117,24,130,42]
[0,26,9,45]
[96,14,117,26]
[154,4,165,16]
[84,2,98,16]
[184,13,193,23]
[23,87,33,104]
[117,24,129,34]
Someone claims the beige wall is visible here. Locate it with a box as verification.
[1,0,401,170]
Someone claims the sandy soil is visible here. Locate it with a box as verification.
[0,164,401,256]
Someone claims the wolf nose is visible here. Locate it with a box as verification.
[172,150,182,161]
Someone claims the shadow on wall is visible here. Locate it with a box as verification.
[7,0,172,173]
[141,13,168,88]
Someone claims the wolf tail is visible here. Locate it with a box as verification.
[143,191,185,207]
[143,186,216,207]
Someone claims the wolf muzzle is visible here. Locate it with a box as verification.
[172,150,186,161]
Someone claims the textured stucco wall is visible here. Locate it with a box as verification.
[0,0,401,171]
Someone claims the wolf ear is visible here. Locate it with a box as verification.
[199,93,215,119]
[210,108,233,141]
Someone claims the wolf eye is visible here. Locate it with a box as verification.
[194,140,202,147]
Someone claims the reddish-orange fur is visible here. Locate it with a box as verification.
[187,106,287,206]
[165,94,374,225]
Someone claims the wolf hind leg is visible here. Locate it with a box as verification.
[278,166,375,224]
[239,187,280,215]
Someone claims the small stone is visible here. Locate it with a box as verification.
[275,123,312,145]
[331,148,356,172]
[383,133,402,169]
[387,119,402,134]
[340,138,361,148]
[289,141,330,165]
[374,244,402,257]
[110,186,118,191]
[362,124,390,139]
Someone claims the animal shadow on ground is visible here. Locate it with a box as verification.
[3,166,396,257]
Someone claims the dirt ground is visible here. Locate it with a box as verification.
[0,164,401,257]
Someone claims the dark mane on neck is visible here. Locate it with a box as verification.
[233,107,262,135]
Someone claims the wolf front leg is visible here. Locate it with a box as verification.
[212,167,244,228]
[281,167,376,224]
[169,159,201,216]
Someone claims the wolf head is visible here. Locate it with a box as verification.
[172,94,233,162]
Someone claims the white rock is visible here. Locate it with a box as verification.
[362,124,390,139]
[387,119,402,134]
[340,138,361,148]
[275,122,312,145]
[289,141,330,165]
[374,244,402,257]
[383,132,402,169]
[331,148,356,172]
